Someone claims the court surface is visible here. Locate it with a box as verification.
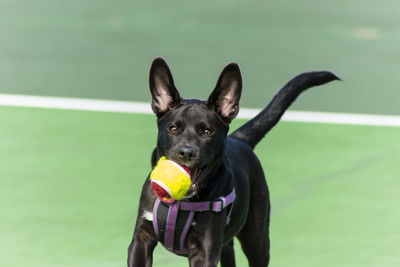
[1,0,400,266]
[1,106,399,267]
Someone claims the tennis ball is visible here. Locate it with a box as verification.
[150,156,191,203]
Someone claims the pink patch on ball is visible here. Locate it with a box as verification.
[151,182,174,203]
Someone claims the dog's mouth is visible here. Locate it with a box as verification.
[154,157,209,201]
[177,164,208,198]
[188,165,207,190]
[151,159,208,203]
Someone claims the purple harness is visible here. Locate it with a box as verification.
[152,188,236,255]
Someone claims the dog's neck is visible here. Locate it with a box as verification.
[190,156,233,201]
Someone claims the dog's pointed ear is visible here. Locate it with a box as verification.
[149,57,181,118]
[207,63,242,123]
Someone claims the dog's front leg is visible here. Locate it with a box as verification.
[187,240,222,267]
[187,214,225,267]
[127,219,157,267]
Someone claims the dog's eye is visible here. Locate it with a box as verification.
[202,128,213,137]
[169,125,178,134]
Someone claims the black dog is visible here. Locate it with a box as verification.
[127,58,339,267]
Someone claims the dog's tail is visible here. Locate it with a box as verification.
[230,71,340,149]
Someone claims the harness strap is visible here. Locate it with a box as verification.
[153,188,236,255]
[164,201,180,250]
[179,188,236,213]
[153,198,161,240]
[179,211,195,251]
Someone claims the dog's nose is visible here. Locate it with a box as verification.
[177,146,197,162]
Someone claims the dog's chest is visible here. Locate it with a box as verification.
[146,189,236,256]
[152,200,195,255]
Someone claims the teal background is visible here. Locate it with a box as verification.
[1,0,399,114]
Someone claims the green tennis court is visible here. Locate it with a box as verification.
[1,0,400,266]
[1,106,399,267]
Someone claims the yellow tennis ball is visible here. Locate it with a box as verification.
[150,156,191,202]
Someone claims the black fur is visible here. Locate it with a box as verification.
[127,58,339,267]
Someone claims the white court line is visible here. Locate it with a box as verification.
[0,93,400,127]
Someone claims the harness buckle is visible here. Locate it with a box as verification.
[212,197,226,212]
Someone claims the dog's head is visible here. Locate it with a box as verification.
[149,57,242,196]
